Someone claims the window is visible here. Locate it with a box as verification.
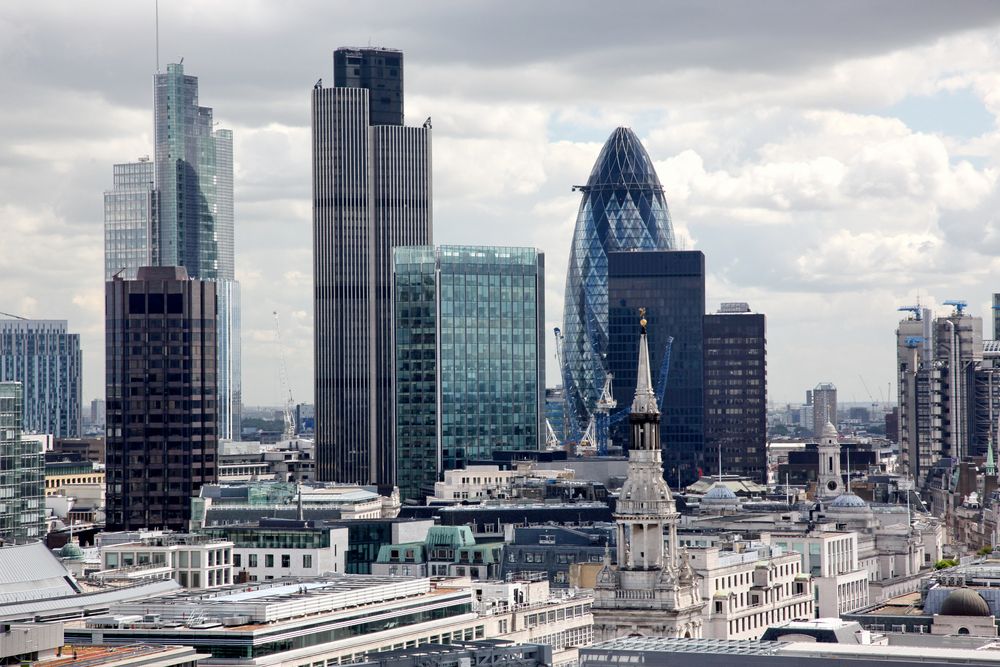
[282,554,291,568]
[265,554,274,568]
[303,554,313,569]
[249,554,258,568]
[234,554,242,567]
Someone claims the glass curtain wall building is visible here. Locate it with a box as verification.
[313,47,432,488]
[562,127,675,433]
[393,245,545,501]
[151,63,240,440]
[104,159,157,280]
[607,250,704,484]
[0,382,45,543]
[0,315,82,437]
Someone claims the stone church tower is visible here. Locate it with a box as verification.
[592,310,706,640]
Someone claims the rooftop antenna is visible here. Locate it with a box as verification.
[155,0,160,72]
[297,483,304,521]
[785,473,791,506]
[717,446,723,483]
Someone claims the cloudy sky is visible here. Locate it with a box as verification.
[3,1,1000,408]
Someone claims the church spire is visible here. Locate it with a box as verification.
[631,308,659,415]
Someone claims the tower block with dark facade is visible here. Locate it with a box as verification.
[593,310,706,641]
[105,266,218,531]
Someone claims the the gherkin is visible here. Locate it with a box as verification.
[562,127,675,430]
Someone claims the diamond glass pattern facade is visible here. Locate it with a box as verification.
[394,246,545,501]
[562,127,675,428]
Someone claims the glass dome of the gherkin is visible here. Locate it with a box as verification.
[561,127,675,428]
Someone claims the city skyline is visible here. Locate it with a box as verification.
[5,2,1000,406]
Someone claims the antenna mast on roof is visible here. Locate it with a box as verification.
[155,0,160,72]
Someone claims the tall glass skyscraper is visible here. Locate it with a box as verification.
[104,62,240,439]
[562,127,675,429]
[393,246,545,501]
[0,382,45,543]
[0,315,81,437]
[607,250,704,484]
[313,47,432,488]
[104,159,157,280]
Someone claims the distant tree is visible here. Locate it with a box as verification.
[770,424,790,437]
[978,545,993,556]
[935,559,959,570]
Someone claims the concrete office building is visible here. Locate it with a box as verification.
[0,382,45,543]
[313,47,432,488]
[65,575,593,667]
[199,520,349,581]
[105,267,218,531]
[393,245,545,501]
[0,315,82,438]
[812,382,837,436]
[703,303,767,482]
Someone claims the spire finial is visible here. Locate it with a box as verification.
[639,307,647,334]
[718,445,723,483]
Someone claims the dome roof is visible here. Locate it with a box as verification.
[821,421,839,439]
[940,588,991,617]
[829,493,868,509]
[59,542,84,560]
[704,483,738,501]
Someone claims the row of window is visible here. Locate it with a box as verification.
[234,553,315,569]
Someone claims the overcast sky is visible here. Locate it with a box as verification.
[3,1,1000,408]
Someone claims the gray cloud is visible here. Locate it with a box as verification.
[3,1,1000,407]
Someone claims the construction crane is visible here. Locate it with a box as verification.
[897,305,922,320]
[592,337,675,455]
[545,419,561,450]
[944,299,968,315]
[273,311,296,441]
[553,327,585,446]
[593,373,617,457]
[858,374,879,419]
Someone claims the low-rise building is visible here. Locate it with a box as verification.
[199,519,348,581]
[64,575,593,667]
[98,533,234,589]
[499,526,613,587]
[693,538,814,639]
[372,526,504,580]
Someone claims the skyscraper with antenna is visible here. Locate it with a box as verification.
[103,58,241,440]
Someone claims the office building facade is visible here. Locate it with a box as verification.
[153,62,240,441]
[104,159,157,280]
[703,303,767,482]
[105,63,240,440]
[313,47,432,487]
[105,266,218,530]
[562,127,675,432]
[607,250,704,484]
[393,245,544,501]
[0,315,82,437]
[0,382,45,543]
[812,382,837,436]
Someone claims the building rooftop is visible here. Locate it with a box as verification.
[0,541,80,603]
[40,645,202,667]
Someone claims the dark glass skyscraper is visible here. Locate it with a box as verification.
[607,251,704,484]
[704,303,767,482]
[562,127,675,431]
[313,47,432,487]
[105,267,218,531]
[393,245,545,501]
